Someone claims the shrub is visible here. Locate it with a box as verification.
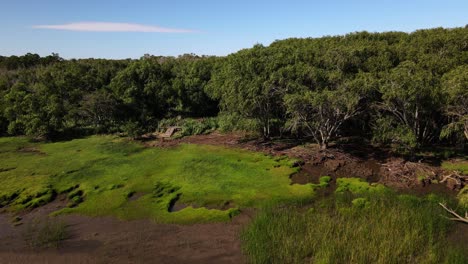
[217,113,259,133]
[121,121,145,139]
[158,117,218,137]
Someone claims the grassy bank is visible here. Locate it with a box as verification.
[0,136,313,223]
[241,179,467,264]
[442,160,468,175]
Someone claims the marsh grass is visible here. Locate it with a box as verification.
[241,192,467,264]
[22,218,68,249]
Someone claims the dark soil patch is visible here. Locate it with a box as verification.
[16,147,46,155]
[205,201,235,211]
[167,193,182,212]
[146,131,246,148]
[380,157,466,191]
[290,145,463,198]
[291,153,382,186]
[127,192,145,202]
[290,163,331,185]
[169,200,236,213]
[395,182,457,197]
[0,167,16,173]
[169,202,190,212]
[447,222,468,254]
[0,207,248,264]
[336,143,391,162]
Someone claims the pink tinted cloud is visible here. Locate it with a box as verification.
[33,22,196,33]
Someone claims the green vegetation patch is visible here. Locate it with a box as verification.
[314,175,332,188]
[458,186,468,209]
[0,136,312,223]
[441,160,468,208]
[335,177,388,194]
[242,192,466,264]
[442,160,468,175]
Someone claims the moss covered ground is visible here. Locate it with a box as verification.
[0,136,313,223]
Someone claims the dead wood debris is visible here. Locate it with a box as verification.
[439,203,468,224]
[381,158,466,190]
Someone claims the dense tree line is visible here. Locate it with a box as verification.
[0,54,218,138]
[208,27,468,149]
[0,26,467,149]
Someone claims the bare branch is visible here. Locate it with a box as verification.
[439,203,468,224]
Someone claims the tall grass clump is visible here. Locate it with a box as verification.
[22,218,68,248]
[241,193,466,264]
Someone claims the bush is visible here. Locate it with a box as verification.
[121,121,145,139]
[180,118,218,136]
[217,113,259,133]
[158,117,218,137]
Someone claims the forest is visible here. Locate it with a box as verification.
[1,26,468,263]
[1,26,467,150]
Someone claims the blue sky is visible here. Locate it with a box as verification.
[1,0,467,59]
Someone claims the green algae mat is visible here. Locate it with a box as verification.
[0,136,313,223]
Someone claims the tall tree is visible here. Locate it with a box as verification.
[110,58,173,130]
[376,61,442,146]
[78,90,120,133]
[207,44,289,139]
[171,56,218,117]
[440,65,468,140]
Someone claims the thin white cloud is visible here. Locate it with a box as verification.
[32,22,196,33]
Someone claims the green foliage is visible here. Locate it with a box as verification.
[351,197,370,208]
[216,113,260,133]
[121,121,145,139]
[1,26,468,145]
[78,89,120,133]
[0,53,62,70]
[179,118,217,136]
[441,160,468,174]
[109,58,172,127]
[457,186,468,209]
[158,117,219,137]
[318,176,332,186]
[285,88,362,148]
[241,193,465,264]
[0,55,219,139]
[206,44,289,138]
[309,176,333,189]
[440,65,468,141]
[335,177,388,194]
[1,59,129,138]
[372,115,418,151]
[171,55,219,117]
[377,61,442,147]
[0,136,312,223]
